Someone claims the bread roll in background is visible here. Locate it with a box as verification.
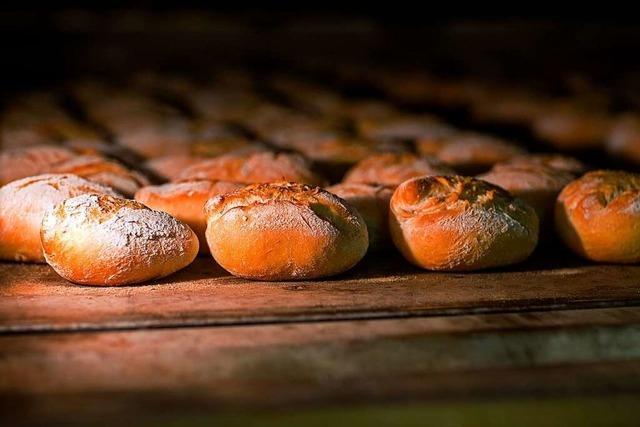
[41,194,199,285]
[390,175,539,271]
[204,182,368,280]
[0,174,119,262]
[555,170,640,263]
[500,154,588,176]
[0,145,76,185]
[343,153,454,187]
[135,180,245,253]
[326,182,394,250]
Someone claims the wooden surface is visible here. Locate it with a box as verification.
[3,251,640,425]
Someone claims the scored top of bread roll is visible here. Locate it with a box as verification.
[343,153,454,187]
[389,175,539,271]
[204,181,369,280]
[135,180,245,253]
[176,151,326,186]
[555,170,640,263]
[0,145,76,185]
[0,173,119,262]
[41,194,199,285]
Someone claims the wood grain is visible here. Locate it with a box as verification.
[2,251,640,333]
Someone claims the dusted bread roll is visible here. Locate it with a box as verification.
[478,163,575,226]
[555,170,640,263]
[41,194,199,285]
[343,153,454,187]
[135,180,244,253]
[204,182,369,280]
[176,151,326,186]
[0,174,119,262]
[50,155,150,197]
[390,176,539,271]
[326,182,394,250]
[0,145,76,185]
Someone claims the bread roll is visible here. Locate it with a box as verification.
[326,182,394,250]
[0,145,75,185]
[135,180,244,253]
[0,174,119,262]
[500,154,587,176]
[204,182,369,280]
[390,175,539,270]
[176,151,326,186]
[532,104,612,150]
[478,163,574,226]
[555,170,640,263]
[41,194,199,285]
[50,155,150,197]
[434,133,526,174]
[143,155,205,181]
[343,153,454,186]
[606,114,640,165]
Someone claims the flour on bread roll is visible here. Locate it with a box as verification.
[343,153,454,187]
[390,175,539,271]
[135,180,244,254]
[41,194,199,285]
[204,182,369,280]
[0,174,119,262]
[326,182,394,250]
[555,170,640,263]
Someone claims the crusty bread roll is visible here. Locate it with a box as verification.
[176,151,326,186]
[204,182,369,280]
[434,133,526,174]
[478,163,574,227]
[555,170,640,263]
[50,155,150,197]
[343,153,454,187]
[135,180,244,254]
[500,154,587,176]
[326,182,394,251]
[41,194,199,285]
[390,175,539,271]
[0,145,76,185]
[0,174,119,262]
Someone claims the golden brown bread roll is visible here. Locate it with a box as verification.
[434,133,526,174]
[204,182,369,280]
[41,194,199,285]
[555,170,640,263]
[500,154,587,176]
[49,155,150,197]
[0,145,76,185]
[343,153,454,187]
[0,174,119,262]
[478,163,574,227]
[326,182,394,251]
[176,151,326,186]
[390,175,539,271]
[135,180,244,254]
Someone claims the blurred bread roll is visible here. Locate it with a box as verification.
[434,133,526,174]
[606,114,640,165]
[41,194,199,285]
[0,174,119,262]
[390,175,539,270]
[0,145,75,185]
[144,155,205,181]
[343,153,454,186]
[500,154,587,176]
[204,182,368,280]
[532,104,612,150]
[555,170,640,263]
[326,182,394,250]
[135,180,244,253]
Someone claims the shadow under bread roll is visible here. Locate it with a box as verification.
[204,182,369,281]
[135,180,245,254]
[0,174,119,263]
[555,170,640,263]
[41,194,199,285]
[390,175,539,271]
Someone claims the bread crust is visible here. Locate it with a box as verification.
[135,180,244,253]
[0,145,76,185]
[343,153,454,186]
[555,170,640,263]
[434,133,525,174]
[41,194,199,285]
[0,174,119,262]
[390,175,539,271]
[204,182,369,280]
